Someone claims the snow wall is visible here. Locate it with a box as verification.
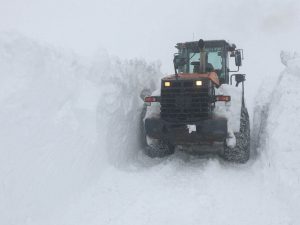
[0,33,161,224]
[253,51,300,223]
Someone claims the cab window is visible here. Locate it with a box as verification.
[186,48,225,80]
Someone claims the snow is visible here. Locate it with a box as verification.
[144,89,161,120]
[1,33,300,225]
[254,52,300,223]
[0,33,161,224]
[226,129,236,148]
[214,84,243,133]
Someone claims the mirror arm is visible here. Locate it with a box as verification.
[229,66,240,73]
[173,58,178,78]
[174,65,178,77]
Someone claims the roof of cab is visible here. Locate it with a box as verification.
[175,40,236,51]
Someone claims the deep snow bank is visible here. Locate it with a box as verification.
[253,51,300,223]
[0,33,161,224]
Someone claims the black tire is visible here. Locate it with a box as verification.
[140,100,174,158]
[144,136,175,158]
[222,107,250,163]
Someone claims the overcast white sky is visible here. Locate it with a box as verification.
[0,0,299,71]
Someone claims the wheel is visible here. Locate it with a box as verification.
[222,107,250,163]
[144,136,175,158]
[140,103,174,158]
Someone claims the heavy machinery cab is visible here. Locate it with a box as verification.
[173,40,242,84]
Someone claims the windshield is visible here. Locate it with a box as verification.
[179,47,226,80]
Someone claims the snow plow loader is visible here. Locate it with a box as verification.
[142,39,250,163]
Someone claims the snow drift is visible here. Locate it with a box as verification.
[253,51,300,223]
[0,33,161,224]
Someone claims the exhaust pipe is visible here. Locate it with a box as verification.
[198,39,206,73]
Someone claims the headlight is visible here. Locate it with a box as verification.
[195,80,202,86]
[164,81,171,87]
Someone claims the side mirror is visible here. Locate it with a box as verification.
[235,50,242,67]
[235,74,245,85]
[173,54,186,69]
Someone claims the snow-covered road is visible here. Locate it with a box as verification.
[59,157,293,225]
[0,34,300,225]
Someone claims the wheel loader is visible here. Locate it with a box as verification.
[142,39,250,163]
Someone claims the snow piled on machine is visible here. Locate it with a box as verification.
[214,84,242,132]
[0,33,161,224]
